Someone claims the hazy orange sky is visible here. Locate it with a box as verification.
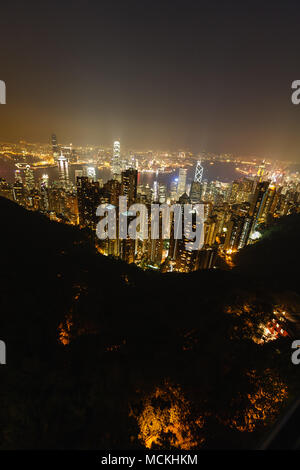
[0,0,300,160]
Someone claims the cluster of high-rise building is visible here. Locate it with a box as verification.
[0,135,79,224]
[0,136,300,272]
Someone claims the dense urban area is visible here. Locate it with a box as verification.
[0,137,299,273]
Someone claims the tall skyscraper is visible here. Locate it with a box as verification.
[152,180,159,203]
[77,176,100,230]
[57,153,69,189]
[229,181,240,204]
[40,174,49,212]
[14,169,22,184]
[121,168,138,206]
[190,182,201,203]
[159,184,167,203]
[194,160,203,183]
[51,134,60,161]
[103,179,121,206]
[257,160,266,182]
[41,174,49,188]
[119,169,137,262]
[260,184,276,223]
[190,161,203,204]
[169,193,200,273]
[87,166,96,182]
[249,181,270,232]
[24,165,35,191]
[237,217,253,249]
[111,140,121,179]
[224,215,251,251]
[170,179,178,201]
[13,181,25,206]
[177,168,187,199]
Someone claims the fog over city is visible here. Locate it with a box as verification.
[1,1,300,160]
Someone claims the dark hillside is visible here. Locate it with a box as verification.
[0,197,299,449]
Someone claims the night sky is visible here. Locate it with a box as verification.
[1,0,300,159]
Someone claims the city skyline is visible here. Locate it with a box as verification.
[0,135,299,166]
[0,132,299,273]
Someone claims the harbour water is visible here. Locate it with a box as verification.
[0,160,241,187]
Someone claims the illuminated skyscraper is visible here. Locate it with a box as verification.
[147,210,163,266]
[190,162,203,204]
[169,193,200,272]
[76,176,100,230]
[103,179,121,206]
[200,180,208,201]
[159,184,167,203]
[51,134,60,161]
[13,181,25,205]
[190,182,201,203]
[41,174,49,188]
[229,181,240,204]
[177,168,187,199]
[14,169,22,184]
[111,140,121,179]
[238,217,253,249]
[260,184,276,222]
[152,180,159,203]
[224,215,251,251]
[257,160,266,182]
[57,153,69,189]
[87,166,96,182]
[40,174,49,212]
[249,181,270,233]
[24,165,35,191]
[121,168,138,206]
[170,179,178,201]
[194,160,203,183]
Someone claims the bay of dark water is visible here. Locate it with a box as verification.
[0,160,242,187]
